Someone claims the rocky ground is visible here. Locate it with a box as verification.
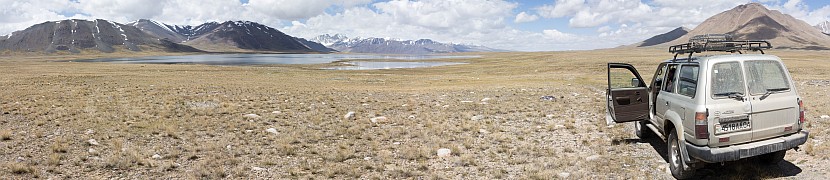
[0,48,828,179]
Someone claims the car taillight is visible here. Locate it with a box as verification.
[798,99,805,124]
[695,111,709,139]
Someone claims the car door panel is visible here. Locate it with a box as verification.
[607,63,650,123]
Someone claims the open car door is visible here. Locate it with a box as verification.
[607,63,650,123]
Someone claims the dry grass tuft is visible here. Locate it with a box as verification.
[0,129,11,141]
[5,162,35,174]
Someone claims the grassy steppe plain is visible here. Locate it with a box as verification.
[1,48,828,179]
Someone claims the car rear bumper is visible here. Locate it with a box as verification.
[685,130,809,163]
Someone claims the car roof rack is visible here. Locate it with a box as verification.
[669,34,772,61]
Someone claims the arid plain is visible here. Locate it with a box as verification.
[1,48,829,179]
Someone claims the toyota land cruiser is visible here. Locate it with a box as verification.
[606,34,809,179]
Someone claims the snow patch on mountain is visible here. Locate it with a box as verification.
[308,34,505,54]
[815,21,830,35]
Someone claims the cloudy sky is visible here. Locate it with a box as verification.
[2,0,830,51]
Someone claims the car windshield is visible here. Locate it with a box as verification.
[711,62,746,98]
[745,60,790,95]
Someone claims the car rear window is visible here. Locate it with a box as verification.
[744,60,790,95]
[711,62,745,98]
[678,65,699,98]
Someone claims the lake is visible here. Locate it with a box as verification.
[78,54,472,70]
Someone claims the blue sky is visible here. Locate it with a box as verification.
[3,0,830,51]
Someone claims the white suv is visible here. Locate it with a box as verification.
[606,35,808,179]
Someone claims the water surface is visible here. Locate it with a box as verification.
[79,54,472,69]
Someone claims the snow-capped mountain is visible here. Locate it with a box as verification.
[309,34,505,54]
[0,19,201,53]
[127,19,330,52]
[309,34,350,46]
[815,21,830,35]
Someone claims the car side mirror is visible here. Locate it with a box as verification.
[631,78,641,87]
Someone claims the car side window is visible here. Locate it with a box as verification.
[677,65,699,98]
[651,63,666,90]
[662,64,678,93]
[711,62,746,98]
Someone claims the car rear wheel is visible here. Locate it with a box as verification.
[669,130,695,179]
[759,150,786,164]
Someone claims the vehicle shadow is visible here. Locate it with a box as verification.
[640,136,803,179]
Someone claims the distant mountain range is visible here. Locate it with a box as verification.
[0,18,499,54]
[310,34,505,54]
[633,27,689,47]
[0,19,334,53]
[636,3,830,50]
[814,21,830,35]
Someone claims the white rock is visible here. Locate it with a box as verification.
[370,116,388,123]
[393,142,401,145]
[442,105,450,108]
[152,154,162,159]
[87,139,100,146]
[88,148,97,154]
[821,115,830,119]
[85,129,95,135]
[478,129,489,134]
[481,98,491,102]
[546,114,555,118]
[558,172,570,178]
[266,128,278,134]
[252,166,266,171]
[243,114,261,119]
[344,111,356,120]
[586,155,600,161]
[364,157,372,160]
[572,92,580,97]
[471,115,484,121]
[245,130,254,133]
[408,115,416,119]
[271,111,282,114]
[437,148,452,157]
[461,100,474,103]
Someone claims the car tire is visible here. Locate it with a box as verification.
[668,130,695,179]
[759,150,786,164]
[635,120,653,139]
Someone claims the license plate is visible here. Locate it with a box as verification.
[715,120,751,134]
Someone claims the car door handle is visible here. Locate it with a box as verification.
[665,102,669,106]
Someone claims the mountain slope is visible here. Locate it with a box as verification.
[660,3,830,50]
[294,37,336,52]
[310,34,505,54]
[181,21,312,52]
[127,19,186,42]
[634,27,689,47]
[0,19,201,53]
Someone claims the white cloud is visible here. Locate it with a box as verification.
[542,29,578,41]
[536,0,584,18]
[77,0,166,22]
[514,12,539,23]
[766,0,830,25]
[246,0,334,20]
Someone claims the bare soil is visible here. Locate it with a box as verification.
[1,48,828,179]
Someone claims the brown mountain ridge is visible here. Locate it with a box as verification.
[642,3,830,50]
